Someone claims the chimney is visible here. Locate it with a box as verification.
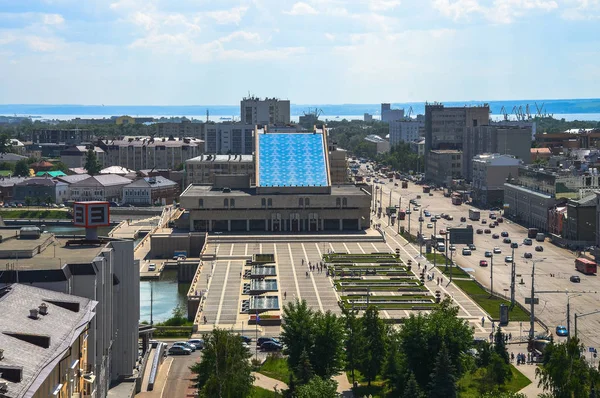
[29,309,39,319]
[38,303,48,315]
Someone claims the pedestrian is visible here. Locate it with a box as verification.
[203,316,207,324]
[306,271,309,278]
[482,317,485,327]
[511,352,514,362]
[509,332,512,341]
[240,271,242,278]
[302,259,304,265]
[284,291,287,300]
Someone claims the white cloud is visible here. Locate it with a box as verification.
[218,31,262,43]
[42,14,65,25]
[368,0,402,11]
[205,6,249,24]
[432,0,559,23]
[562,0,600,19]
[324,33,336,41]
[284,2,319,15]
[25,36,61,52]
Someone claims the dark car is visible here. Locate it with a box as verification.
[257,337,280,347]
[535,246,544,252]
[492,234,500,239]
[479,260,488,267]
[570,275,581,283]
[503,238,512,244]
[261,341,283,352]
[484,229,491,234]
[524,252,533,259]
[476,229,483,234]
[460,217,467,222]
[510,242,519,249]
[168,346,192,355]
[523,238,533,245]
[501,231,509,237]
[481,219,487,224]
[240,336,252,344]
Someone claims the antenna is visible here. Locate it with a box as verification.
[206,109,209,123]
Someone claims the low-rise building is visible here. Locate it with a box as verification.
[565,194,596,243]
[364,135,390,154]
[471,154,521,207]
[0,284,97,398]
[389,120,424,146]
[531,147,551,163]
[204,123,254,154]
[13,178,68,204]
[426,150,462,186]
[0,177,28,204]
[122,176,179,205]
[60,145,105,169]
[0,153,27,164]
[503,183,557,231]
[69,174,133,202]
[410,138,425,156]
[185,154,255,186]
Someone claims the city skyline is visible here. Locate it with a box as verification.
[0,0,599,105]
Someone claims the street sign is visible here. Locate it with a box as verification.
[524,297,539,305]
[504,204,510,208]
[449,228,474,245]
[589,347,596,353]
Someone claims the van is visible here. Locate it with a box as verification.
[148,263,156,271]
[437,243,446,252]
[536,233,545,242]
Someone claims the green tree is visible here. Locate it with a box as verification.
[45,195,54,206]
[483,352,512,387]
[0,134,12,154]
[403,371,424,398]
[24,196,32,208]
[281,299,315,372]
[34,196,41,207]
[310,310,346,379]
[190,328,254,398]
[343,308,364,385]
[51,161,69,173]
[427,343,457,398]
[536,337,593,398]
[294,376,338,398]
[383,330,407,394]
[158,305,189,326]
[0,162,15,172]
[84,147,102,175]
[295,349,314,385]
[357,306,387,386]
[479,393,527,398]
[493,327,510,364]
[14,159,30,177]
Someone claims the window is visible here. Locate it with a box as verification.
[224,198,229,207]
[199,199,204,208]
[342,197,348,207]
[336,198,341,207]
[230,199,235,208]
[261,198,266,208]
[267,198,273,208]
[299,198,304,207]
[305,198,310,206]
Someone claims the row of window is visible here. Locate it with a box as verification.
[197,197,351,208]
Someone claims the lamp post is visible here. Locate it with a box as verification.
[529,258,546,339]
[490,253,494,297]
[566,293,582,342]
[417,205,429,258]
[574,309,600,338]
[432,218,438,269]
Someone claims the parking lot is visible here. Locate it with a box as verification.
[369,171,600,348]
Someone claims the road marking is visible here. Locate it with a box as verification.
[229,244,234,256]
[215,243,220,257]
[302,243,323,312]
[343,242,351,254]
[357,243,366,254]
[383,310,391,319]
[371,242,378,252]
[287,243,301,300]
[215,260,232,324]
[329,242,335,253]
[245,244,248,256]
[404,310,411,317]
[160,357,174,398]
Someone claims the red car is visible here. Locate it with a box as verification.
[479,260,488,267]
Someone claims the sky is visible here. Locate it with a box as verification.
[0,0,599,105]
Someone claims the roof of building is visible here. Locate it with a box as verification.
[56,173,91,184]
[430,149,462,154]
[36,170,66,178]
[181,184,367,198]
[363,134,387,143]
[187,154,254,163]
[569,193,597,207]
[100,166,135,175]
[0,153,27,162]
[30,161,54,168]
[125,176,178,189]
[0,283,97,398]
[69,167,88,175]
[15,178,61,187]
[0,177,28,187]
[72,174,133,187]
[100,137,203,148]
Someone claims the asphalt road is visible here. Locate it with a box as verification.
[361,164,600,350]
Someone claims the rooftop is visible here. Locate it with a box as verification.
[181,184,367,198]
[125,176,177,188]
[430,149,462,154]
[187,154,253,163]
[0,284,96,398]
[73,174,133,187]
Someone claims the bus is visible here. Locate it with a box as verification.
[398,210,406,220]
[575,258,597,275]
[528,228,539,239]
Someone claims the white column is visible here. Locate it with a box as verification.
[246,219,250,231]
[339,219,343,231]
[227,220,231,232]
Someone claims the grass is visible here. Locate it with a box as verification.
[426,252,448,264]
[452,279,529,321]
[441,265,471,278]
[458,365,531,397]
[346,369,387,398]
[251,386,282,398]
[0,209,70,219]
[258,354,291,384]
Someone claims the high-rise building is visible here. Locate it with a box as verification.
[381,103,404,122]
[389,120,424,146]
[204,123,254,154]
[471,154,522,207]
[240,97,290,125]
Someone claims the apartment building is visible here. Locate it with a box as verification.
[98,137,203,171]
[60,145,106,169]
[471,154,521,207]
[503,183,557,231]
[154,120,205,139]
[69,175,133,202]
[389,119,424,146]
[185,154,255,185]
[204,123,254,154]
[240,97,290,125]
[381,103,404,122]
[122,176,179,205]
[426,150,463,186]
[31,129,94,144]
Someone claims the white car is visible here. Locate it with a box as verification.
[493,247,502,254]
[148,263,156,271]
[427,223,433,228]
[462,248,472,256]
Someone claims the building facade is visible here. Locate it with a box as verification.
[122,176,179,205]
[155,120,205,138]
[471,154,521,207]
[204,123,254,154]
[565,194,596,243]
[31,129,94,144]
[185,154,255,185]
[389,120,424,146]
[381,103,404,122]
[60,145,106,169]
[503,183,558,231]
[240,97,290,125]
[13,178,68,204]
[69,175,133,202]
[426,150,463,186]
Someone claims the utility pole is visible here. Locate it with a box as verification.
[397,196,402,234]
[574,309,600,338]
[566,293,582,342]
[490,254,494,297]
[418,209,423,257]
[510,245,516,308]
[528,258,546,339]
[433,219,437,269]
[408,210,411,237]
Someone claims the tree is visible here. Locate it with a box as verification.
[34,196,41,207]
[403,372,424,398]
[493,327,510,365]
[51,161,69,173]
[310,310,346,379]
[427,343,457,398]
[84,147,102,175]
[45,195,54,206]
[357,306,387,386]
[24,197,32,208]
[295,349,315,385]
[294,376,338,398]
[281,299,315,372]
[383,331,407,394]
[190,328,254,398]
[14,159,30,177]
[536,337,594,398]
[0,134,12,154]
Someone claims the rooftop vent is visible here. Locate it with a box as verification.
[0,365,23,383]
[0,382,7,393]
[29,309,38,319]
[38,303,48,315]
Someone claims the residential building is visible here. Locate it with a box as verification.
[565,194,596,243]
[30,129,94,144]
[204,123,254,154]
[364,135,390,154]
[60,145,105,169]
[240,96,290,125]
[0,284,97,398]
[535,128,600,149]
[531,147,551,163]
[0,177,28,203]
[72,117,114,125]
[13,178,68,204]
[8,139,26,155]
[426,150,462,186]
[122,176,179,205]
[364,113,373,122]
[328,140,348,185]
[98,137,202,171]
[30,160,54,173]
[410,139,425,156]
[471,154,522,207]
[69,175,133,201]
[0,153,27,164]
[185,154,255,185]
[99,166,136,177]
[503,183,558,231]
[0,233,140,398]
[514,166,600,200]
[115,115,154,125]
[381,103,404,122]
[462,125,532,180]
[424,103,489,179]
[389,119,424,146]
[155,120,205,139]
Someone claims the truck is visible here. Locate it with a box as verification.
[451,194,462,205]
[468,209,481,221]
[536,233,545,242]
[528,228,539,239]
[575,258,597,275]
[398,210,406,220]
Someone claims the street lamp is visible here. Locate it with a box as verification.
[417,205,430,258]
[529,257,546,340]
[432,218,438,269]
[566,293,582,342]
[574,309,600,338]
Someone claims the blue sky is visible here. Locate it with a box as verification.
[0,0,599,105]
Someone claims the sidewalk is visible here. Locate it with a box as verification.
[252,372,288,394]
[333,373,354,398]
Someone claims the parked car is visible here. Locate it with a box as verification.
[168,346,192,355]
[427,223,433,228]
[188,339,205,349]
[485,251,493,258]
[493,247,502,254]
[481,219,487,224]
[570,275,581,283]
[148,263,156,271]
[492,234,500,239]
[462,248,472,256]
[501,231,509,237]
[439,229,447,235]
[468,244,476,250]
[510,242,519,249]
[535,246,544,252]
[497,217,504,223]
[257,337,280,347]
[449,245,456,251]
[556,325,569,337]
[261,341,283,352]
[503,238,512,244]
[479,260,488,267]
[523,238,532,245]
[173,342,196,352]
[447,215,454,220]
[524,252,533,259]
[424,210,431,217]
[435,214,441,219]
[460,217,467,222]
[476,229,483,234]
[484,229,491,234]
[240,336,252,344]
[505,256,513,263]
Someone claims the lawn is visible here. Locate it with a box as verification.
[441,264,471,278]
[453,279,529,321]
[346,369,387,398]
[458,365,531,397]
[258,354,291,384]
[426,252,449,265]
[251,386,282,398]
[0,209,70,219]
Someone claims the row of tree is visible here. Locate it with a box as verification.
[376,142,424,174]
